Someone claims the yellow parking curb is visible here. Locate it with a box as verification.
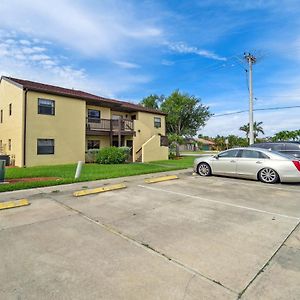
[144,175,178,184]
[73,183,127,197]
[0,199,30,210]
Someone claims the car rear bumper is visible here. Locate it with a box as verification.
[280,175,300,183]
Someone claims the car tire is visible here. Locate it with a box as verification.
[197,162,212,176]
[258,168,279,184]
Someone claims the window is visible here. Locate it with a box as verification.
[9,103,12,116]
[269,143,284,151]
[88,109,101,123]
[285,143,300,150]
[218,149,239,158]
[240,150,269,159]
[154,117,161,128]
[8,139,11,151]
[0,140,2,148]
[0,109,3,123]
[37,139,54,155]
[87,140,100,150]
[38,99,55,115]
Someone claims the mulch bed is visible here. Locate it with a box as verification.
[7,177,61,184]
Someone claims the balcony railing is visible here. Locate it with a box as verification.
[86,118,134,133]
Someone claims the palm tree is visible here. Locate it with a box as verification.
[239,121,264,141]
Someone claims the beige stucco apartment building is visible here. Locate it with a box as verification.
[0,76,168,167]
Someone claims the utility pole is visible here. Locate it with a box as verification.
[244,52,256,145]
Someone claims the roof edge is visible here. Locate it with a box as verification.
[1,76,24,89]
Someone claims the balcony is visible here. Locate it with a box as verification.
[86,118,135,136]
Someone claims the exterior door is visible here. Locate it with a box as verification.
[212,149,239,175]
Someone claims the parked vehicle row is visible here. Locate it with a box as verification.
[194,147,300,184]
[250,141,300,158]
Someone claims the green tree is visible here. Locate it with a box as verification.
[161,90,211,156]
[239,121,265,142]
[272,129,300,141]
[140,94,164,109]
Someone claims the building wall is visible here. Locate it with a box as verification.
[142,135,169,162]
[0,79,24,166]
[133,112,167,161]
[25,91,86,166]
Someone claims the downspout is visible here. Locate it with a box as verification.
[23,89,28,167]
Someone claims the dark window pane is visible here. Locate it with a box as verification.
[87,140,100,150]
[37,139,54,155]
[154,117,161,128]
[285,143,300,150]
[88,110,101,123]
[38,99,55,115]
[218,149,239,158]
[269,143,284,151]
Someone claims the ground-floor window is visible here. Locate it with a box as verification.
[87,140,100,150]
[8,139,11,151]
[37,139,54,155]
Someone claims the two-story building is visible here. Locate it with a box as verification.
[0,76,168,167]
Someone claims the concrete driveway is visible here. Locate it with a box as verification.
[0,170,299,299]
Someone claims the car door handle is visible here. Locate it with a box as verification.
[256,161,262,164]
[230,160,236,163]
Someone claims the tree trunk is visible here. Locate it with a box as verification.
[176,143,180,157]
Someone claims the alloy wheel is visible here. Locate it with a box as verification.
[259,168,278,183]
[198,163,211,176]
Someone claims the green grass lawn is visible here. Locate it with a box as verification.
[1,157,194,193]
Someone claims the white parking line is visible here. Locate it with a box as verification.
[191,176,300,193]
[138,185,300,221]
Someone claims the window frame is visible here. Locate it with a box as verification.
[37,139,55,155]
[88,109,101,123]
[154,117,161,128]
[38,98,55,116]
[87,140,100,150]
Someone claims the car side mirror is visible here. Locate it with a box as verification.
[214,155,219,159]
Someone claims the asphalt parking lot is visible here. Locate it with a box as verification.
[0,170,299,299]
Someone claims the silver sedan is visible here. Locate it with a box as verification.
[194,147,300,183]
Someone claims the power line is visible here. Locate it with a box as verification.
[212,105,300,117]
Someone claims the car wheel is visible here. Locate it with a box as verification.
[258,168,279,184]
[197,162,212,176]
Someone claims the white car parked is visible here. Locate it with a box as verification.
[194,147,300,183]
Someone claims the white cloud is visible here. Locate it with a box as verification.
[0,0,163,58]
[167,42,227,61]
[114,61,140,69]
[161,59,174,66]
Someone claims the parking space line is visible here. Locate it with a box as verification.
[191,176,300,193]
[138,185,300,220]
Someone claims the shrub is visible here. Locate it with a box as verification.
[85,149,100,163]
[96,147,128,164]
[119,146,131,162]
[169,152,176,160]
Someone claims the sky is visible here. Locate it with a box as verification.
[0,0,299,137]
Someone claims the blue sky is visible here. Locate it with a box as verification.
[0,0,299,136]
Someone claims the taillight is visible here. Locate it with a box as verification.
[292,161,300,172]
